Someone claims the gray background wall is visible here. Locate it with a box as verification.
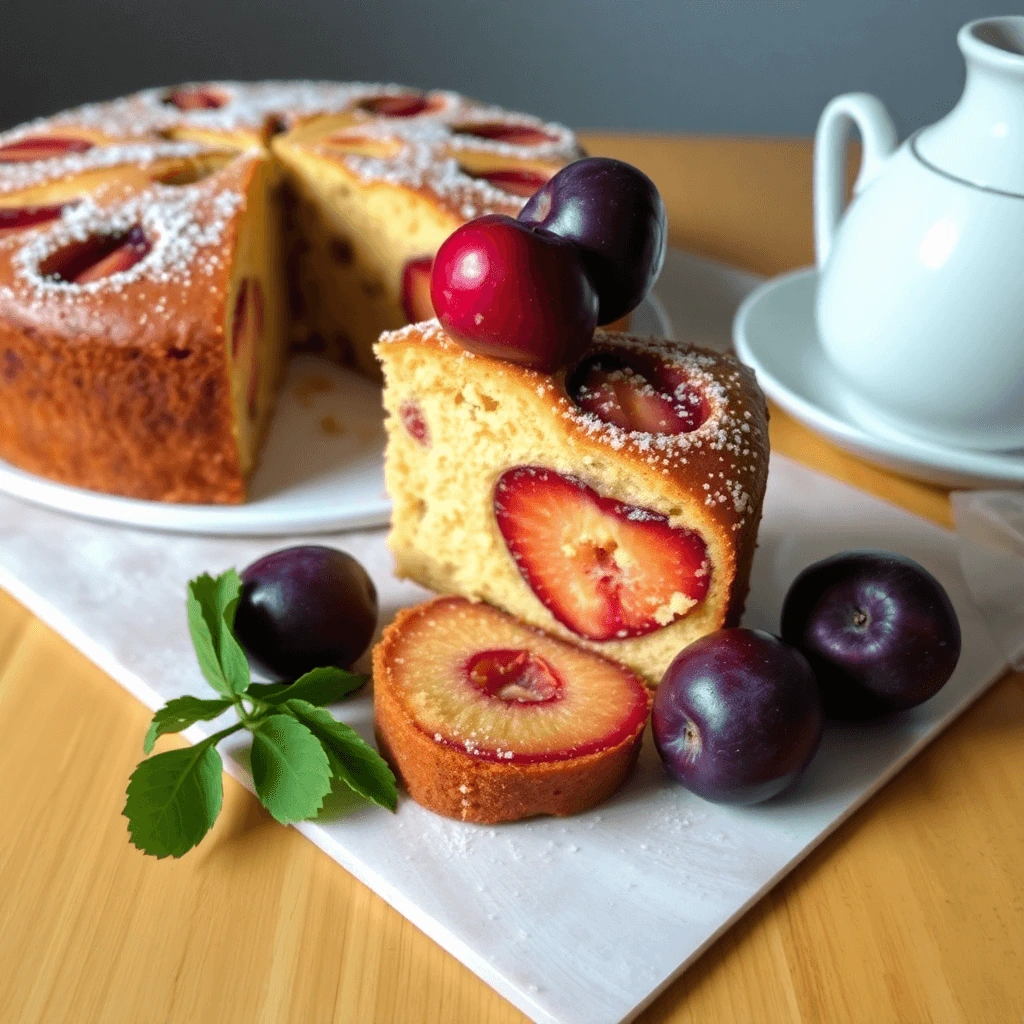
[0,1,1002,136]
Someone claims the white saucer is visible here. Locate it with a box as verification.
[734,268,1024,489]
[0,296,670,536]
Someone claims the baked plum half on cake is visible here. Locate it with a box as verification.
[373,596,651,822]
[376,325,769,685]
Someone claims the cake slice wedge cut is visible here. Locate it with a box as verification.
[376,323,770,684]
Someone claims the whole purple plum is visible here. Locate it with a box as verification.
[518,157,666,324]
[781,551,960,719]
[653,628,823,805]
[234,545,378,681]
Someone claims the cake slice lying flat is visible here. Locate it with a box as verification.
[376,322,770,685]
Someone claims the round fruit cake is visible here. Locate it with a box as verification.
[374,595,652,822]
[0,82,581,502]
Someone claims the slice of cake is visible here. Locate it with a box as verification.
[376,323,770,685]
[374,595,651,822]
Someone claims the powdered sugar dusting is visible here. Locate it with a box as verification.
[315,95,578,217]
[0,141,207,196]
[17,82,426,140]
[0,81,580,296]
[560,331,767,528]
[11,184,243,297]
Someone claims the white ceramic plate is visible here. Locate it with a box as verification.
[0,296,671,536]
[734,268,1024,489]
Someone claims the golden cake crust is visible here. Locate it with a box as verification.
[0,157,263,502]
[373,598,650,823]
[376,323,770,683]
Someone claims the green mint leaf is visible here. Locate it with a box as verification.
[284,699,397,811]
[216,569,243,629]
[217,598,251,696]
[249,667,368,708]
[186,578,230,696]
[123,737,225,858]
[187,571,248,697]
[144,696,234,754]
[245,682,289,702]
[250,715,332,824]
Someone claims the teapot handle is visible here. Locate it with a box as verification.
[814,93,897,267]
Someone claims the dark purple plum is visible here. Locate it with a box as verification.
[234,546,378,681]
[517,156,666,324]
[652,628,823,805]
[781,551,960,719]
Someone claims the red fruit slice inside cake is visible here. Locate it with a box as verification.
[494,467,710,641]
[376,326,770,685]
[373,596,651,822]
[567,350,710,434]
[460,165,551,198]
[401,257,435,322]
[453,123,560,146]
[40,225,152,284]
[0,203,73,231]
[0,136,94,163]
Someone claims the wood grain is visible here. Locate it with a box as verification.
[1,135,1021,1024]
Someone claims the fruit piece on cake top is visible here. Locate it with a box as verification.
[429,157,669,371]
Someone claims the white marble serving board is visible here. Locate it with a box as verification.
[0,452,1006,1024]
[0,251,722,537]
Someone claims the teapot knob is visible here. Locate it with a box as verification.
[814,93,898,266]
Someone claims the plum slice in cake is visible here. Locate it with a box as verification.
[376,324,769,685]
[373,596,651,822]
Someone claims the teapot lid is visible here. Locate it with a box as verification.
[916,17,1024,197]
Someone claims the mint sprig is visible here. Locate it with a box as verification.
[124,569,397,858]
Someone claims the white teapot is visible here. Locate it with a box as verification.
[815,16,1024,452]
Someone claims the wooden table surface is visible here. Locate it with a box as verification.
[1,135,1022,1024]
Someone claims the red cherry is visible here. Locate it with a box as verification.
[430,214,598,372]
